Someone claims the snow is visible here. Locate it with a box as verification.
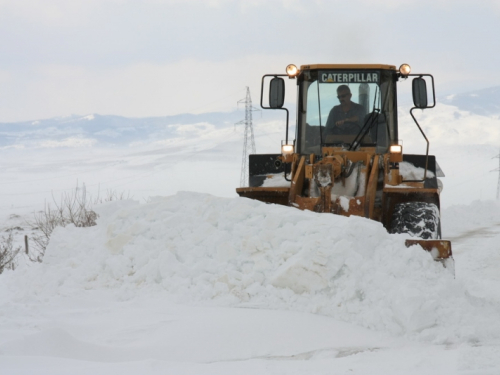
[16,193,498,342]
[1,193,500,373]
[1,103,500,373]
[305,163,365,204]
[261,173,290,187]
[331,164,365,199]
[399,161,435,180]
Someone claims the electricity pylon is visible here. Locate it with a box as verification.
[492,148,500,200]
[236,87,259,187]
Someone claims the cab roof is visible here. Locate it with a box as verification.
[300,64,397,70]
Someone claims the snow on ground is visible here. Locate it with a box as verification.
[1,193,500,374]
[442,201,500,307]
[1,104,500,373]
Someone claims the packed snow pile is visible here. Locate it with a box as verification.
[5,192,500,345]
[399,161,435,180]
[261,173,289,187]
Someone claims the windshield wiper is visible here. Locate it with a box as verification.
[348,86,381,151]
[317,80,324,147]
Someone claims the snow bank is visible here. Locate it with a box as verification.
[4,192,500,345]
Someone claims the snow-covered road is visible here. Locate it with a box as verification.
[0,293,469,375]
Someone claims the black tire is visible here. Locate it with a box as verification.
[389,202,441,239]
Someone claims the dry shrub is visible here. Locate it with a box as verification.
[0,231,21,274]
[30,183,129,257]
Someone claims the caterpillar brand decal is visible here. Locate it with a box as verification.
[319,71,380,84]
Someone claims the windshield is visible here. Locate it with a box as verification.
[297,69,397,154]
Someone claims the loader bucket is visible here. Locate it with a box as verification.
[405,239,454,273]
[236,187,290,206]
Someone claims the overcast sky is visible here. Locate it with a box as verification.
[0,0,499,122]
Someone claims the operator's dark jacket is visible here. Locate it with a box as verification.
[325,103,366,135]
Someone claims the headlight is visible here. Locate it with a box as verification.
[281,144,294,155]
[390,144,402,153]
[389,144,403,163]
[286,64,299,77]
[399,64,411,77]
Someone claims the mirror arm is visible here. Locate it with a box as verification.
[260,74,291,144]
[404,73,436,183]
[406,107,430,182]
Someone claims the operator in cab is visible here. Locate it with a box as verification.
[324,85,366,135]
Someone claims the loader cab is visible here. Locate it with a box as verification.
[296,65,399,155]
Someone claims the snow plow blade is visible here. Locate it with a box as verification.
[236,187,290,206]
[405,239,454,271]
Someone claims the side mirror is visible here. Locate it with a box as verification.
[269,77,285,108]
[412,77,428,108]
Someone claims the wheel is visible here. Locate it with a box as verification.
[389,202,441,239]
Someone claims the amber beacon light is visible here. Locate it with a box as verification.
[399,64,411,77]
[286,64,299,77]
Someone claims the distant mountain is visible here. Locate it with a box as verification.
[0,110,283,148]
[9,87,500,150]
[441,86,500,116]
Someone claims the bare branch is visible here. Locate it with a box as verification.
[0,231,22,274]
[27,182,129,259]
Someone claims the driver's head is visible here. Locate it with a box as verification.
[337,85,352,105]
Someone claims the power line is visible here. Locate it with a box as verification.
[492,147,500,200]
[236,87,259,187]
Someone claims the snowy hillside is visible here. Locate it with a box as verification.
[0,117,287,216]
[1,99,499,217]
[0,110,283,148]
[442,86,500,117]
[1,193,500,374]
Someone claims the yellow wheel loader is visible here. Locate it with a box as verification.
[236,64,453,268]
